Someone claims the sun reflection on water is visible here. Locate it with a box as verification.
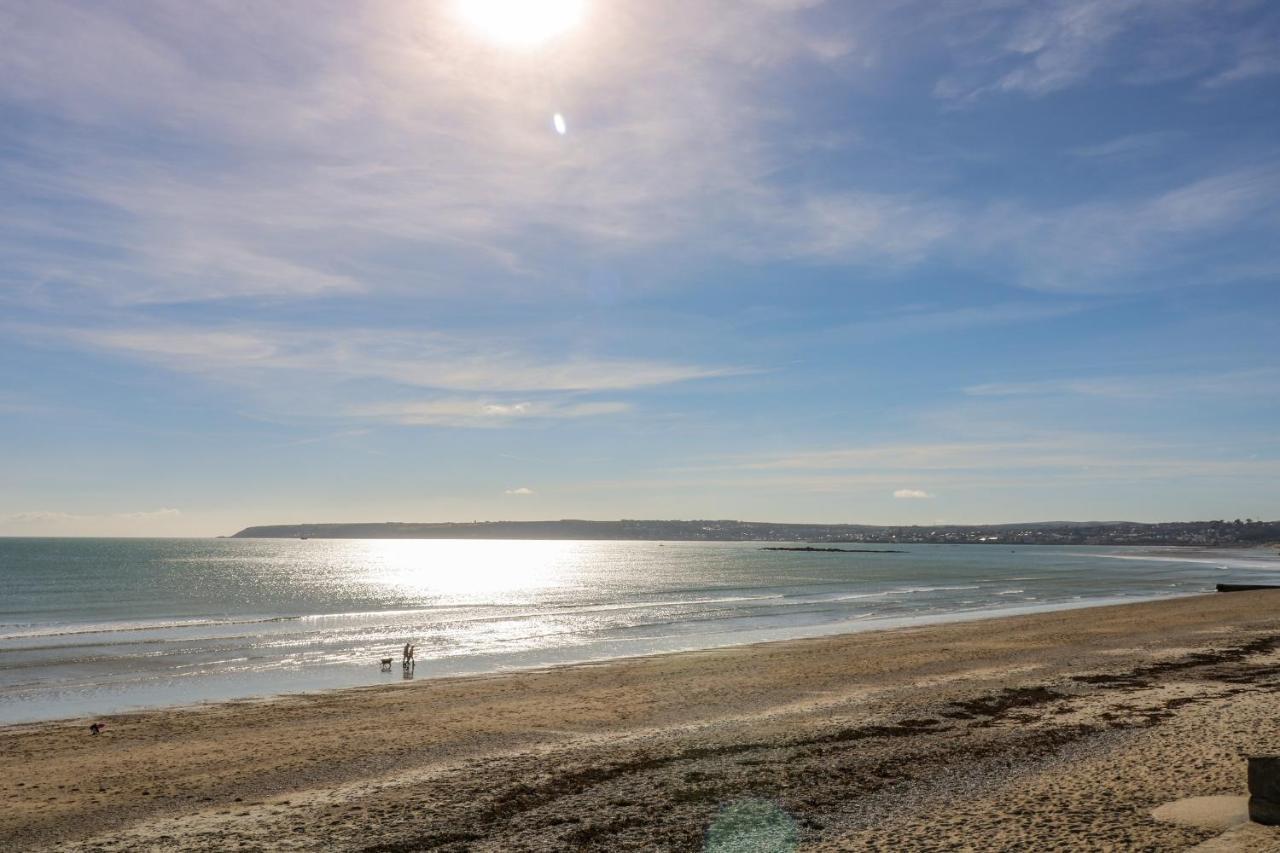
[358,538,583,602]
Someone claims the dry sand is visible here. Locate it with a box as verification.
[6,592,1280,851]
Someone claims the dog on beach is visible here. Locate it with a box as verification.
[380,657,393,671]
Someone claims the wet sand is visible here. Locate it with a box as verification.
[6,592,1280,851]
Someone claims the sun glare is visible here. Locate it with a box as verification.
[456,0,586,47]
[365,539,579,599]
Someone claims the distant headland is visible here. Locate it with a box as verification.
[760,546,906,553]
[231,518,1280,547]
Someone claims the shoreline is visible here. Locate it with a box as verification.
[1,589,1201,728]
[8,591,1280,850]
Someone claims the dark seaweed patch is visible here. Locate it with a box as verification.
[948,686,1064,718]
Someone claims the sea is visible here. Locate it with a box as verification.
[2,537,1278,725]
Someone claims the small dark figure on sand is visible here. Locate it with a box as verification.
[89,723,104,735]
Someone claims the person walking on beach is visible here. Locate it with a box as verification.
[403,642,411,665]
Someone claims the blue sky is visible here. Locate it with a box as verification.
[1,0,1278,536]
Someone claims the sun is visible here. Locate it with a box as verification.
[456,0,586,48]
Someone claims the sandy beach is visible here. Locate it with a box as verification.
[6,591,1280,851]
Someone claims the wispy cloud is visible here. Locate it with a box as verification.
[1068,131,1180,160]
[737,164,1280,294]
[0,1,864,306]
[0,1,1275,313]
[1200,16,1280,89]
[989,0,1143,97]
[738,439,1091,472]
[15,322,734,428]
[963,368,1280,400]
[893,488,934,499]
[37,324,741,393]
[964,379,1147,399]
[777,192,959,264]
[562,433,1280,511]
[982,166,1280,293]
[930,0,1280,102]
[350,399,630,427]
[504,487,535,496]
[726,434,1280,483]
[716,160,1280,294]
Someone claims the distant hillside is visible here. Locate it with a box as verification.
[231,518,1280,546]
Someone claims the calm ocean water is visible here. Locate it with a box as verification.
[2,537,1278,724]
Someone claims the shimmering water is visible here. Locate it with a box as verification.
[2,537,1277,724]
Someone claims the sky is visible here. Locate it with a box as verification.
[1,0,1278,536]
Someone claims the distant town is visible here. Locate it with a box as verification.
[232,518,1280,547]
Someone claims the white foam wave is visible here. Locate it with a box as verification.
[885,585,981,595]
[0,615,301,641]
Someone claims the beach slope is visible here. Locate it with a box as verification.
[6,592,1280,851]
